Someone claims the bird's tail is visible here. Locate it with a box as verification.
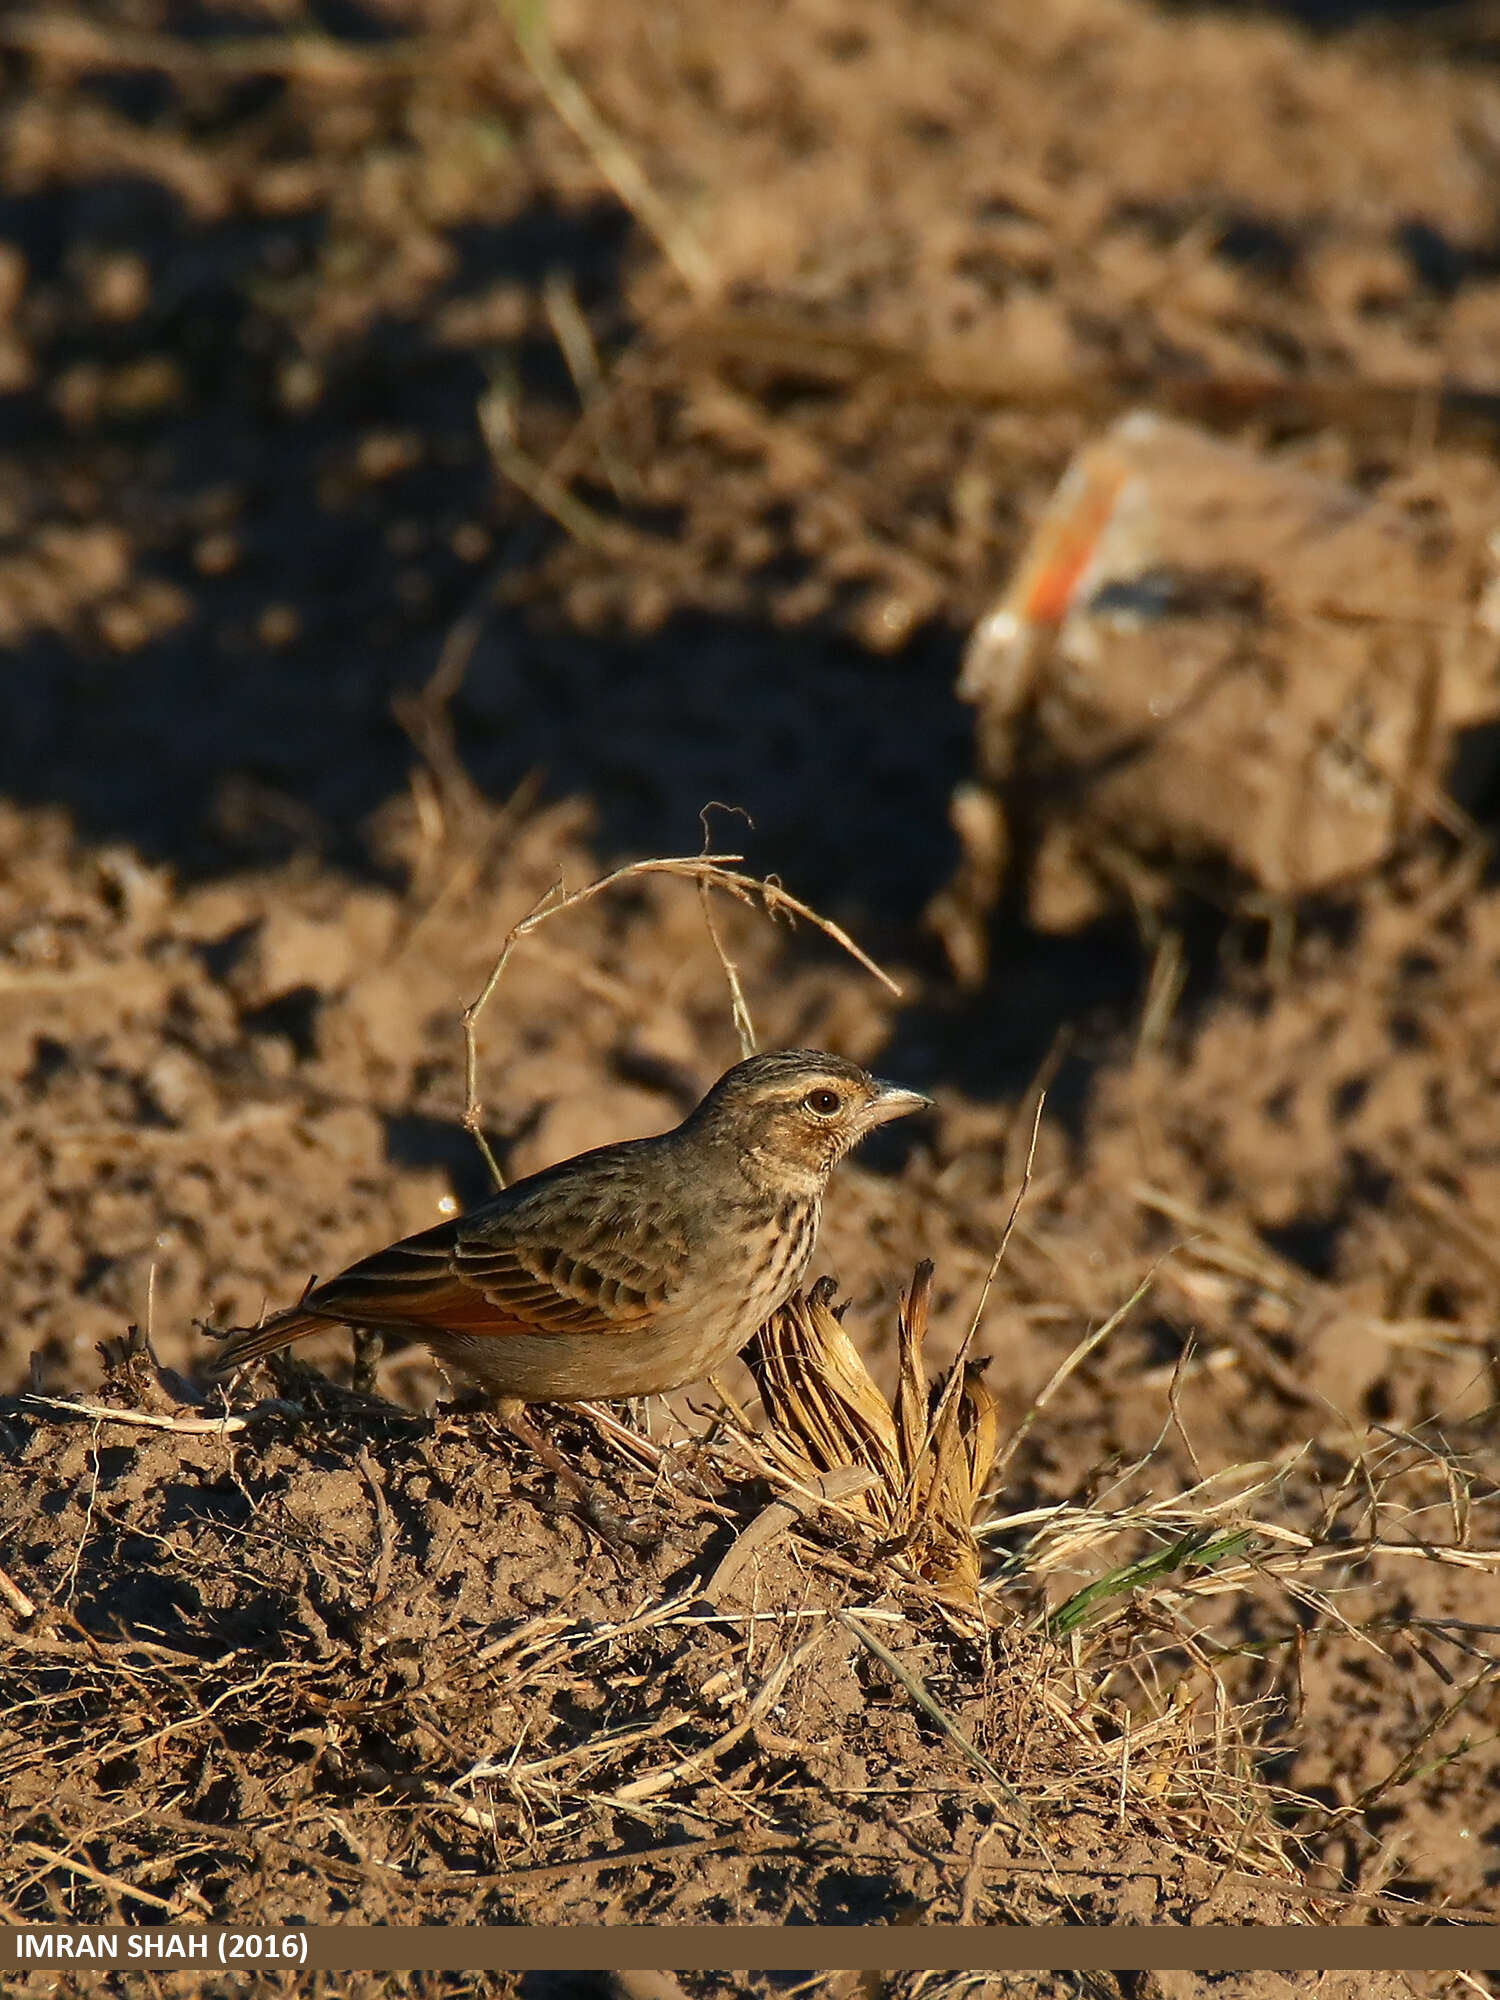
[201,1306,336,1380]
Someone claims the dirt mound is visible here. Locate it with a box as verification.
[0,1348,1388,1953]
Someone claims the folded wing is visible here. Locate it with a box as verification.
[205,1187,688,1376]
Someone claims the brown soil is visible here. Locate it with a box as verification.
[4,0,1500,1991]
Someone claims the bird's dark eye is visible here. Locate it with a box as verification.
[804,1087,842,1116]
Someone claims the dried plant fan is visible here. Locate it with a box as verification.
[744,1261,997,1614]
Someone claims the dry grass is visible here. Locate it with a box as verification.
[979,1381,1500,1908]
[6,1269,1496,1949]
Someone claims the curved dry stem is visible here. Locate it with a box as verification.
[461,852,901,1186]
[902,1091,1046,1516]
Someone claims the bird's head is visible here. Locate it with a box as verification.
[687,1049,931,1194]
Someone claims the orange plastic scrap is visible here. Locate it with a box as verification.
[1012,452,1132,629]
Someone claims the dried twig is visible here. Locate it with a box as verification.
[478,373,633,553]
[17,1843,186,1919]
[0,1566,37,1620]
[542,269,639,505]
[21,1394,263,1435]
[704,1467,878,1601]
[1317,1660,1500,1826]
[697,806,757,1058]
[837,1609,1076,1909]
[987,1264,1159,1493]
[497,0,715,298]
[907,1091,1045,1514]
[460,853,899,1186]
[0,12,429,81]
[607,1630,824,1805]
[60,1429,102,1607]
[357,1450,395,1606]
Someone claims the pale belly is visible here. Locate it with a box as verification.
[424,1320,744,1401]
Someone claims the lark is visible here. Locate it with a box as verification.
[204,1050,928,1408]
